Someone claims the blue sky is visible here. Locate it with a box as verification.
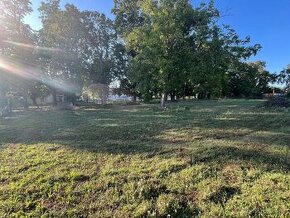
[24,0,290,74]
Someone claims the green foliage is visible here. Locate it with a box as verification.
[39,1,118,104]
[0,0,276,108]
[278,64,290,94]
[81,11,116,85]
[112,0,264,101]
[39,1,86,92]
[229,61,275,97]
[0,0,44,110]
[0,0,32,39]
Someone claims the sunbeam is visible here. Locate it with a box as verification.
[2,40,63,52]
[0,55,77,93]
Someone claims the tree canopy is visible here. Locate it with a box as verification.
[112,0,263,103]
[0,0,278,110]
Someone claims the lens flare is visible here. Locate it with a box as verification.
[2,40,63,52]
[0,55,77,93]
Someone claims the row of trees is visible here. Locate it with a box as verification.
[0,0,285,110]
[0,0,119,108]
[113,0,278,103]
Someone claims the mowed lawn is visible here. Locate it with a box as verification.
[0,100,289,217]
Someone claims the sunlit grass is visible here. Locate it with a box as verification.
[0,99,289,217]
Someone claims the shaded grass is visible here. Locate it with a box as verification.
[0,99,289,217]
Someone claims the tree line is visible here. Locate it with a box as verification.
[0,0,285,110]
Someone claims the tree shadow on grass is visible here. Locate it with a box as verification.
[189,145,290,171]
[0,102,290,172]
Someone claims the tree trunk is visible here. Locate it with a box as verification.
[23,96,29,110]
[160,93,167,108]
[7,98,12,113]
[31,97,39,108]
[170,92,176,102]
[52,89,57,106]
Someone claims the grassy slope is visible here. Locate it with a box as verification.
[0,100,289,217]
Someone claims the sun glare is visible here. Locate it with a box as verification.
[3,40,63,52]
[0,55,77,93]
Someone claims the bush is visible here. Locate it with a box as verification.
[264,96,290,107]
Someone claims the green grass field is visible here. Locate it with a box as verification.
[0,100,289,217]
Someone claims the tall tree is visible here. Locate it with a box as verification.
[113,0,195,104]
[0,0,38,111]
[81,11,116,85]
[39,1,117,105]
[229,61,274,97]
[112,0,147,101]
[113,0,261,105]
[0,0,32,43]
[39,1,85,105]
[278,65,290,95]
[188,2,261,99]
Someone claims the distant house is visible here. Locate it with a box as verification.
[108,94,133,102]
[83,84,133,104]
[56,94,65,103]
[28,92,66,106]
